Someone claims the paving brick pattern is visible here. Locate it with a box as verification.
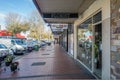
[0,44,95,80]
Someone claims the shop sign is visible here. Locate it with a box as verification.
[51,24,68,31]
[43,13,78,18]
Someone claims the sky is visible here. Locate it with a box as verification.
[0,0,37,30]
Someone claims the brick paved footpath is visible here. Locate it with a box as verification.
[0,44,96,80]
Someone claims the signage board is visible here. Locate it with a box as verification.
[43,13,78,18]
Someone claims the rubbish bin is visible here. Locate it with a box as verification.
[35,45,39,51]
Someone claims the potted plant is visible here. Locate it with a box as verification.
[10,63,17,72]
[10,62,19,72]
[94,43,99,68]
[4,54,14,66]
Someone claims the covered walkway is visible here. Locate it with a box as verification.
[0,44,95,80]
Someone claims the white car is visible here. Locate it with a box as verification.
[15,40,28,52]
[0,39,25,55]
[0,44,9,59]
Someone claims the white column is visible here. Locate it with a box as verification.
[102,0,111,79]
[102,18,110,80]
[73,24,77,59]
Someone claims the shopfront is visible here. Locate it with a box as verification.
[68,24,74,56]
[77,11,102,78]
[77,18,93,70]
[59,28,68,51]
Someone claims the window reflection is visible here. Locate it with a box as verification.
[77,19,93,69]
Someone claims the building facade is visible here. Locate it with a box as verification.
[74,0,111,79]
[74,0,120,79]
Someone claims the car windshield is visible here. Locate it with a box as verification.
[0,44,7,49]
[16,41,23,45]
[13,39,24,45]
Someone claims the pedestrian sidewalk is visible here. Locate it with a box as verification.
[0,44,95,80]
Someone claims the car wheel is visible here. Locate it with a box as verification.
[11,49,15,54]
[23,50,26,54]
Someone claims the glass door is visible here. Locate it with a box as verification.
[93,23,102,78]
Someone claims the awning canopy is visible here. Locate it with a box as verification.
[0,30,25,39]
[0,30,12,36]
[33,0,95,23]
[33,0,95,35]
[15,33,25,39]
[50,23,68,34]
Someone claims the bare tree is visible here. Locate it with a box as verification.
[28,10,45,40]
[5,12,30,35]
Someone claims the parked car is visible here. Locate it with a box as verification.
[0,39,25,55]
[40,41,46,47]
[0,44,9,61]
[43,40,51,46]
[26,42,33,52]
[15,39,28,52]
[32,41,39,50]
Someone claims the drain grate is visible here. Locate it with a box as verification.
[42,54,50,55]
[47,50,51,51]
[31,62,46,66]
